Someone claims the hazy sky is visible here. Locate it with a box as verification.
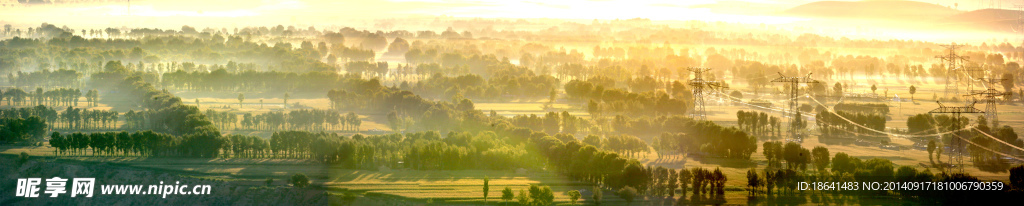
[0,0,1005,28]
[0,0,1015,43]
[0,0,822,28]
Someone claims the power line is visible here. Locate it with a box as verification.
[807,95,976,138]
[687,67,727,121]
[726,88,1022,169]
[950,132,1024,163]
[713,90,812,118]
[723,90,1000,161]
[722,90,950,138]
[970,77,1008,127]
[720,91,921,139]
[928,100,984,173]
[771,72,819,141]
[971,127,1024,153]
[807,95,1021,158]
[935,43,969,100]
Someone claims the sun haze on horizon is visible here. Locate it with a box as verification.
[0,0,812,27]
[0,0,1016,43]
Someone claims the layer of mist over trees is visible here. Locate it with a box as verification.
[3,18,1024,204]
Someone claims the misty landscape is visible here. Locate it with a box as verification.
[2,0,1024,205]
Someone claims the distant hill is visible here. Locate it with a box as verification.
[940,9,1023,32]
[783,0,960,21]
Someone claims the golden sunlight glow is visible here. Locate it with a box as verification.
[0,0,1015,43]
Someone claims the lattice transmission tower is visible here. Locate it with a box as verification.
[972,77,1007,127]
[687,67,727,121]
[928,101,983,174]
[771,72,819,141]
[935,43,969,100]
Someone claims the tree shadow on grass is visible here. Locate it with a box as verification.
[851,155,914,162]
[691,155,757,168]
[973,160,1010,173]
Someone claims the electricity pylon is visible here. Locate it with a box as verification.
[771,72,819,141]
[935,43,969,100]
[688,67,727,121]
[972,77,1007,127]
[929,101,983,174]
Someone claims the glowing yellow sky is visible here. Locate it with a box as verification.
[0,0,1016,44]
[0,0,1001,27]
[0,0,812,28]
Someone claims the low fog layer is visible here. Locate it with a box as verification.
[1,0,1019,43]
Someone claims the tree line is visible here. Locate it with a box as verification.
[192,130,544,171]
[90,60,224,157]
[508,111,581,135]
[0,106,118,131]
[240,110,360,132]
[8,69,81,88]
[833,102,889,116]
[0,116,47,144]
[962,116,1022,172]
[538,131,733,204]
[815,106,887,140]
[162,69,362,93]
[0,87,86,108]
[407,71,558,101]
[736,110,781,138]
[48,130,222,157]
[4,30,332,73]
[54,106,119,130]
[565,79,690,117]
[610,115,758,159]
[343,61,388,76]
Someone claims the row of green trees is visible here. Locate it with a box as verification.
[343,61,388,76]
[833,102,890,116]
[566,79,690,117]
[498,184,556,206]
[163,69,361,92]
[8,30,331,72]
[48,130,221,157]
[124,107,366,133]
[53,106,118,130]
[509,112,582,135]
[0,87,86,107]
[224,134,270,158]
[0,106,117,131]
[0,116,47,143]
[762,141,825,171]
[212,130,543,171]
[615,115,758,159]
[815,108,887,140]
[907,114,1024,172]
[8,69,81,88]
[204,109,363,132]
[736,110,781,138]
[405,67,559,101]
[91,60,225,157]
[602,134,649,158]
[403,48,509,77]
